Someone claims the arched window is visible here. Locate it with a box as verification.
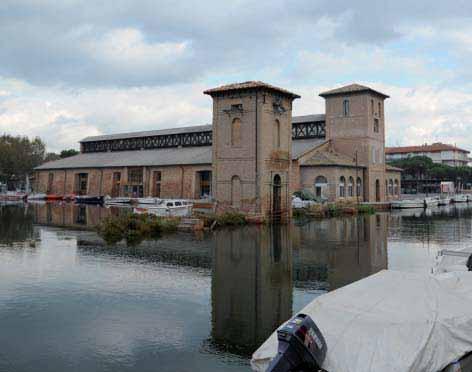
[385,180,388,195]
[348,177,354,197]
[343,99,350,116]
[356,177,362,197]
[394,179,399,195]
[274,119,281,149]
[389,179,394,195]
[231,118,241,146]
[339,176,346,197]
[314,175,328,198]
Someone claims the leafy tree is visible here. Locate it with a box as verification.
[388,155,472,187]
[0,135,46,185]
[60,149,79,158]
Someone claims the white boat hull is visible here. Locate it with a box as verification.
[452,194,468,203]
[391,200,424,209]
[134,206,192,217]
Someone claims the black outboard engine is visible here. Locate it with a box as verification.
[467,253,472,271]
[267,313,327,372]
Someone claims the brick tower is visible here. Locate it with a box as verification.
[204,81,300,220]
[320,84,389,202]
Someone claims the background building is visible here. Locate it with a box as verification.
[386,143,471,167]
[34,81,401,219]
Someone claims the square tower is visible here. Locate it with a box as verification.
[320,84,389,202]
[204,81,300,220]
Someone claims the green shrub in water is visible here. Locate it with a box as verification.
[97,213,180,245]
[357,204,376,215]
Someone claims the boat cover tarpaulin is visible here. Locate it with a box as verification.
[251,270,472,372]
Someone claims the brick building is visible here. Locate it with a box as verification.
[34,82,401,219]
[386,143,471,167]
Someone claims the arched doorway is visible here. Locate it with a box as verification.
[273,174,282,220]
[375,179,380,202]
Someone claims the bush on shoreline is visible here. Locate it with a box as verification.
[97,213,180,245]
[198,211,248,228]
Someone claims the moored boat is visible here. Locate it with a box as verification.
[104,196,132,204]
[424,196,439,207]
[0,191,27,201]
[133,197,161,205]
[391,198,424,209]
[438,196,452,206]
[251,270,472,372]
[134,199,192,217]
[452,194,468,203]
[75,195,104,204]
[46,194,63,201]
[27,193,47,201]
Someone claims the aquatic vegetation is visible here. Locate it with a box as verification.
[198,211,248,228]
[356,204,376,215]
[97,213,180,245]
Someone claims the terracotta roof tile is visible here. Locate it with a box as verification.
[319,83,389,98]
[386,143,470,154]
[204,81,300,98]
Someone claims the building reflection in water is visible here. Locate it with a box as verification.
[293,214,388,290]
[211,225,293,355]
[31,202,127,230]
[210,215,389,355]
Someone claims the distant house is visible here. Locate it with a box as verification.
[386,143,471,167]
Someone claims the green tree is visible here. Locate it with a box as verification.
[0,135,46,184]
[60,149,79,158]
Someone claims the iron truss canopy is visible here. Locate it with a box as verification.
[82,131,214,153]
[291,121,326,139]
[81,121,326,153]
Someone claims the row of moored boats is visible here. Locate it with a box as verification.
[391,194,471,209]
[0,192,194,217]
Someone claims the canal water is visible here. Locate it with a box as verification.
[1,203,472,372]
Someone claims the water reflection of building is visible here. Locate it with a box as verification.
[31,203,123,229]
[211,225,292,354]
[293,214,388,290]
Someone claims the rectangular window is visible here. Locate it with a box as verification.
[378,102,382,117]
[47,173,54,193]
[76,173,88,195]
[128,167,143,184]
[198,171,212,198]
[374,118,379,133]
[343,99,350,116]
[153,171,162,198]
[371,99,374,115]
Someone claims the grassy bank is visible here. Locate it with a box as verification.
[97,213,180,245]
[197,211,248,229]
[293,202,376,219]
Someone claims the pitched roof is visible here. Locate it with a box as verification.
[301,146,364,168]
[204,81,301,99]
[35,146,213,170]
[386,143,470,154]
[81,125,212,143]
[319,83,389,99]
[292,139,327,159]
[292,114,325,123]
[36,137,328,170]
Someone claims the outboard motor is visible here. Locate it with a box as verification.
[267,313,327,372]
[467,253,472,271]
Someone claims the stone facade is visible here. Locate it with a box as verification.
[34,81,402,218]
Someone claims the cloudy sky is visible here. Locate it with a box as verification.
[1,0,472,152]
